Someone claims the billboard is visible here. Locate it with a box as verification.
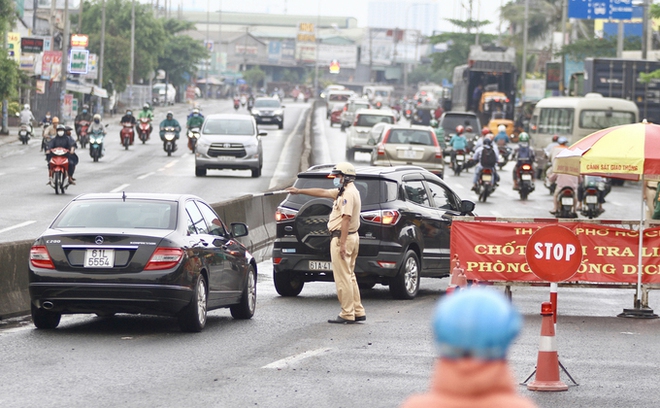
[281,40,296,61]
[69,49,89,74]
[41,51,62,81]
[318,44,357,69]
[7,32,21,62]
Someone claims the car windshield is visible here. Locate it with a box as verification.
[329,94,351,102]
[386,129,434,146]
[52,200,177,229]
[356,114,394,127]
[203,118,255,135]
[290,177,385,206]
[349,103,369,112]
[254,99,280,108]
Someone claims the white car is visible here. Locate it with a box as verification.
[345,108,396,160]
[153,83,176,106]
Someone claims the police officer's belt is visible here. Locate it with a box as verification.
[330,230,357,238]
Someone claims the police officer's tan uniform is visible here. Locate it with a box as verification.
[327,182,365,321]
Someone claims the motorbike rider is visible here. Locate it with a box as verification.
[429,119,445,149]
[547,167,579,215]
[137,103,154,139]
[46,124,76,185]
[548,136,569,163]
[74,104,93,138]
[64,125,79,182]
[544,135,560,157]
[89,114,106,157]
[449,125,468,167]
[493,124,509,147]
[470,137,500,191]
[40,111,53,128]
[159,111,181,144]
[511,132,536,190]
[120,109,137,144]
[247,94,255,110]
[19,104,35,135]
[577,175,606,213]
[187,108,204,129]
[42,116,60,152]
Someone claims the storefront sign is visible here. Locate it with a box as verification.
[41,51,62,81]
[71,34,89,49]
[69,49,89,74]
[21,37,44,54]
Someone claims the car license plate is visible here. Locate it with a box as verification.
[399,150,417,159]
[521,174,532,181]
[218,156,236,161]
[309,261,331,271]
[482,174,492,182]
[561,197,574,206]
[444,156,451,164]
[84,249,115,268]
[586,195,598,204]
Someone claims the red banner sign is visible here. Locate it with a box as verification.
[450,221,660,284]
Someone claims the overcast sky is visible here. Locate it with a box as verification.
[183,0,503,35]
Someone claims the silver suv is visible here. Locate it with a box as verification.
[345,108,396,160]
[194,114,267,178]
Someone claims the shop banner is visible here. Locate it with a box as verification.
[450,221,660,284]
[41,51,62,81]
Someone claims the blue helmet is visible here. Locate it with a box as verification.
[557,136,568,145]
[432,288,521,360]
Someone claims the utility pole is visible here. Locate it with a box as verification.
[314,8,320,96]
[98,0,106,116]
[521,0,529,98]
[205,0,209,99]
[642,0,649,59]
[1,29,8,134]
[78,0,83,33]
[61,0,70,121]
[33,0,38,34]
[560,0,567,95]
[130,0,135,108]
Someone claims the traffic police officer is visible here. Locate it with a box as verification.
[286,162,366,324]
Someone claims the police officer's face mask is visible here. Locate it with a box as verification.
[333,176,342,188]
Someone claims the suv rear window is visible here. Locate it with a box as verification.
[348,103,369,112]
[290,178,389,206]
[356,114,394,127]
[441,115,479,134]
[387,129,434,145]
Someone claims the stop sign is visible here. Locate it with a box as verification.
[525,225,582,282]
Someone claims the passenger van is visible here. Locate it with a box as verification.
[529,93,639,151]
[363,85,394,107]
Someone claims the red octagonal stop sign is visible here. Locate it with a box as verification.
[525,225,583,282]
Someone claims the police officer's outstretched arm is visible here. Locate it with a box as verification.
[285,186,337,199]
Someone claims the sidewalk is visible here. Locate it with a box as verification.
[0,126,19,147]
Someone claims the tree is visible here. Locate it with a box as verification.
[558,36,642,60]
[0,53,19,102]
[408,65,446,86]
[428,32,496,75]
[157,19,208,90]
[242,67,266,88]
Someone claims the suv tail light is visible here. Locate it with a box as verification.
[361,209,401,225]
[376,143,385,156]
[276,206,298,222]
[145,248,184,270]
[30,245,55,269]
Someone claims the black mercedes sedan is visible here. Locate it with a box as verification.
[28,193,257,332]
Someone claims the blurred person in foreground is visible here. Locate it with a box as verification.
[400,288,537,408]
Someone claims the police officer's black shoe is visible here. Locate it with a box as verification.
[327,316,355,324]
[355,315,366,322]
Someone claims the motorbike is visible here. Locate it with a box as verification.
[77,120,90,148]
[120,122,134,150]
[452,149,467,176]
[187,127,201,153]
[48,147,70,195]
[475,167,497,203]
[41,125,51,152]
[497,145,512,170]
[515,161,536,200]
[247,99,254,111]
[556,186,577,218]
[580,176,607,219]
[233,99,240,111]
[162,126,177,156]
[18,123,31,145]
[89,128,106,162]
[137,118,151,144]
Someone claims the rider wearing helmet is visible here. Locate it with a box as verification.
[493,124,510,146]
[470,136,501,191]
[544,134,561,157]
[159,111,181,141]
[19,104,36,135]
[285,162,366,324]
[74,104,93,138]
[548,136,569,163]
[429,119,444,148]
[449,125,468,167]
[187,108,204,129]
[455,125,465,135]
[400,288,536,408]
[46,124,77,185]
[511,132,536,190]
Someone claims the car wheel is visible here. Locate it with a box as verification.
[230,265,257,319]
[178,274,208,332]
[31,303,61,329]
[195,167,207,177]
[251,167,261,178]
[273,269,304,297]
[278,122,284,130]
[390,250,420,300]
[346,148,355,161]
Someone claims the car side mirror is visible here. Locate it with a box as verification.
[231,222,249,238]
[460,199,476,214]
[258,131,268,136]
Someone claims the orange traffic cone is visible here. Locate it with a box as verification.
[527,302,568,392]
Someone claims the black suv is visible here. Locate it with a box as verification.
[272,165,475,299]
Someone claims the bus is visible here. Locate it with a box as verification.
[529,93,639,152]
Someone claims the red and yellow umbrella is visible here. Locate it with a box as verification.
[553,121,660,181]
[552,120,660,315]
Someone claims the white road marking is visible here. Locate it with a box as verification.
[110,184,130,193]
[0,220,37,234]
[137,172,155,180]
[269,107,310,190]
[165,160,179,168]
[262,348,332,369]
